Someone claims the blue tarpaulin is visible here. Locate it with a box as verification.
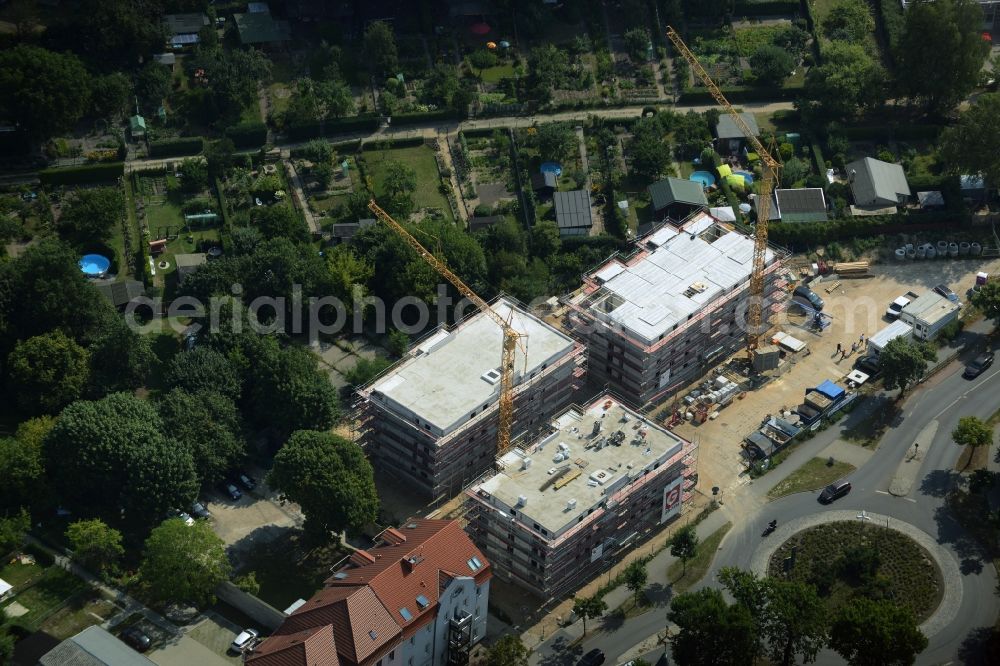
[814,380,845,401]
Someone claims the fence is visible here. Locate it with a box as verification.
[214,581,286,631]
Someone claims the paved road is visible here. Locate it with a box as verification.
[531,326,1000,666]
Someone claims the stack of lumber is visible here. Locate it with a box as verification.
[832,261,870,278]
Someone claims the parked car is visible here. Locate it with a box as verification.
[577,649,606,666]
[121,627,152,652]
[236,472,257,491]
[933,283,960,304]
[819,480,852,504]
[190,501,211,519]
[885,295,911,320]
[175,511,194,526]
[220,483,242,501]
[792,285,825,312]
[230,628,259,654]
[855,355,882,379]
[964,352,995,378]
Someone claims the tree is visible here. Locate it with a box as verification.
[829,597,928,666]
[896,0,988,113]
[486,635,529,666]
[382,160,418,217]
[140,518,232,607]
[159,389,246,484]
[313,162,334,189]
[164,347,242,401]
[668,588,756,666]
[422,63,465,110]
[188,46,272,124]
[972,280,1000,325]
[750,45,795,86]
[572,595,607,635]
[880,336,933,394]
[7,331,90,415]
[623,560,648,605]
[939,93,1000,191]
[364,21,399,77]
[0,45,91,138]
[762,580,828,666]
[89,72,131,121]
[59,186,123,243]
[268,430,378,540]
[780,157,810,188]
[245,344,340,440]
[0,419,49,511]
[0,509,30,553]
[301,139,333,164]
[803,42,885,118]
[718,567,769,661]
[535,123,576,162]
[669,524,699,574]
[66,519,123,574]
[531,220,561,258]
[252,205,309,242]
[629,117,670,181]
[205,138,237,177]
[179,158,209,193]
[387,329,410,357]
[46,0,164,70]
[624,27,651,62]
[469,49,498,77]
[45,393,198,528]
[318,80,355,118]
[135,61,172,113]
[952,416,993,470]
[822,0,875,42]
[88,320,156,394]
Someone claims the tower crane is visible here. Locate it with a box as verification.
[665,26,780,359]
[367,200,526,457]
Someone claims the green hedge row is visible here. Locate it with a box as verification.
[678,86,804,104]
[733,0,801,17]
[390,109,464,126]
[361,136,426,151]
[873,0,905,59]
[39,162,124,185]
[841,124,943,141]
[225,122,268,149]
[769,210,969,248]
[149,137,204,158]
[285,116,380,141]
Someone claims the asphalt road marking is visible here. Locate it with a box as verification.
[875,489,916,503]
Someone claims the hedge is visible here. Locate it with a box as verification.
[733,1,801,17]
[677,86,804,104]
[148,137,204,158]
[769,210,969,248]
[225,122,268,149]
[360,136,426,151]
[841,124,943,141]
[285,115,379,141]
[809,142,826,173]
[390,109,464,126]
[873,0,905,60]
[38,162,124,185]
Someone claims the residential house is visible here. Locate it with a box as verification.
[647,177,708,225]
[845,157,911,208]
[40,626,157,666]
[714,112,759,154]
[553,189,593,237]
[163,13,208,48]
[247,520,491,666]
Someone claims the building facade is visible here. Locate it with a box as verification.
[357,298,586,502]
[565,212,786,407]
[247,520,491,666]
[465,395,696,600]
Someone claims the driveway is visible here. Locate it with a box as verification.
[203,482,303,563]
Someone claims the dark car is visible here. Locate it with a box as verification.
[819,479,852,504]
[236,472,257,491]
[964,352,995,378]
[792,285,825,312]
[933,283,960,303]
[190,501,211,519]
[221,483,242,500]
[121,627,152,652]
[578,649,606,666]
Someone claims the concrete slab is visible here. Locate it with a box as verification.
[149,634,236,666]
[327,369,349,390]
[3,601,28,617]
[317,344,351,365]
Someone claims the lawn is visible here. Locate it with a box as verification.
[768,457,857,500]
[734,26,787,58]
[39,590,117,640]
[769,520,943,621]
[480,63,515,84]
[809,0,880,54]
[667,521,733,593]
[362,145,452,220]
[1,566,89,631]
[0,561,44,588]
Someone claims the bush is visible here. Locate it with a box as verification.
[38,162,124,185]
[149,137,204,158]
[285,116,379,141]
[225,122,267,149]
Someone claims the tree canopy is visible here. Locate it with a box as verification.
[952,416,993,469]
[971,280,1000,325]
[668,588,756,666]
[66,519,124,575]
[486,635,529,666]
[880,337,934,394]
[140,518,232,606]
[535,123,577,163]
[268,430,378,540]
[159,389,246,484]
[164,347,243,401]
[821,0,875,43]
[669,524,699,573]
[828,597,927,666]
[58,187,123,243]
[896,0,988,114]
[0,417,52,512]
[364,21,399,77]
[803,42,885,118]
[0,45,91,139]
[939,93,1000,190]
[572,595,607,635]
[751,46,795,86]
[7,330,90,415]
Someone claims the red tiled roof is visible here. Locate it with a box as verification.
[326,520,491,630]
[246,626,339,666]
[277,586,400,664]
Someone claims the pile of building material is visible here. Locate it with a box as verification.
[832,261,870,278]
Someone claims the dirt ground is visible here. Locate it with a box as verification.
[671,255,1000,516]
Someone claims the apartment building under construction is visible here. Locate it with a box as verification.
[565,211,786,406]
[357,298,587,503]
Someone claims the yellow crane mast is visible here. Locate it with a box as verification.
[367,200,526,457]
[665,26,781,358]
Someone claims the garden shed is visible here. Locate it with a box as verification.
[648,177,708,223]
[845,157,911,208]
[714,112,759,153]
[553,190,593,237]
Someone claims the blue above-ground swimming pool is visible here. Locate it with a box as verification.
[79,254,111,278]
[689,170,717,189]
[540,162,563,177]
[735,170,754,185]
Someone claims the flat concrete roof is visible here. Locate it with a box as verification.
[368,298,576,437]
[582,212,775,345]
[477,396,686,537]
